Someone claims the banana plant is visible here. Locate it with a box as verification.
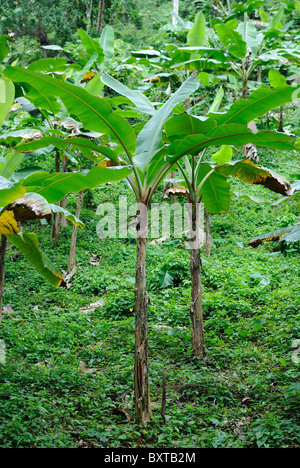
[3,66,200,425]
[163,11,300,109]
[213,13,300,98]
[103,77,295,357]
[162,96,295,357]
[4,64,299,425]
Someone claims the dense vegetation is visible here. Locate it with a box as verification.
[0,0,299,449]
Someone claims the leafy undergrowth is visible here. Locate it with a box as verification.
[0,164,299,448]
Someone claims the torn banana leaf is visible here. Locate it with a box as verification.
[216,159,294,196]
[5,192,52,223]
[249,225,295,248]
[4,192,85,228]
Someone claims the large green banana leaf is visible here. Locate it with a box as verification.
[4,66,136,156]
[133,75,199,172]
[19,166,132,203]
[167,125,295,158]
[215,22,247,59]
[101,73,156,115]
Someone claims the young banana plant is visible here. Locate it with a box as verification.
[4,64,299,425]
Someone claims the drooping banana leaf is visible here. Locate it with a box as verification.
[6,231,65,287]
[249,225,296,247]
[4,192,52,223]
[1,191,84,228]
[215,159,294,196]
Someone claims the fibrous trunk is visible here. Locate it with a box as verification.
[51,151,61,241]
[60,154,69,229]
[134,207,152,425]
[189,202,206,358]
[68,190,84,273]
[96,0,105,33]
[205,209,211,258]
[0,235,7,324]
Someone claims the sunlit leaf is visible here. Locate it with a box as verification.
[0,175,26,207]
[211,145,233,164]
